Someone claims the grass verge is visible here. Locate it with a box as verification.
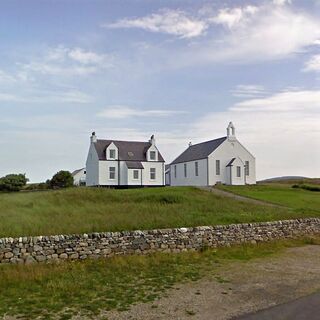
[0,236,319,319]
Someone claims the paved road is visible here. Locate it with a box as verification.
[234,292,320,320]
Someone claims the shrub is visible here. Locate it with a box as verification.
[0,174,28,192]
[49,171,74,189]
[291,184,320,192]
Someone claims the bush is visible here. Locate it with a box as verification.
[292,184,320,192]
[0,174,28,192]
[49,171,74,189]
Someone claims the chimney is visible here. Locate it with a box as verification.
[149,134,155,145]
[188,142,192,147]
[90,132,97,143]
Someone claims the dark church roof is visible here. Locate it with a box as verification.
[171,137,227,165]
[94,140,165,162]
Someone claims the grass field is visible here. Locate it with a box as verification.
[219,184,320,214]
[0,237,318,319]
[1,185,318,238]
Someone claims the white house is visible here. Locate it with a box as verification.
[169,122,256,186]
[86,132,165,187]
[71,168,86,186]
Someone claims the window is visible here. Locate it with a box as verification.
[109,149,116,159]
[133,170,139,180]
[184,163,187,177]
[150,168,156,180]
[245,161,249,176]
[216,160,220,175]
[150,151,156,160]
[236,166,241,177]
[195,162,199,176]
[174,165,177,178]
[109,167,116,180]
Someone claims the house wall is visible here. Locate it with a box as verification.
[85,144,99,186]
[169,158,208,186]
[228,157,245,185]
[141,161,165,186]
[127,168,143,186]
[208,139,256,186]
[98,161,119,186]
[73,169,86,186]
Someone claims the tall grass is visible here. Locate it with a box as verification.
[0,186,299,238]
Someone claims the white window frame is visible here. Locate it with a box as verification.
[133,170,139,180]
[150,168,156,180]
[184,163,187,178]
[245,161,249,176]
[236,166,241,178]
[195,161,199,177]
[150,151,156,160]
[216,160,220,175]
[109,149,116,159]
[109,167,116,180]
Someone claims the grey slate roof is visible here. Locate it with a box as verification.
[170,137,227,165]
[126,161,144,169]
[94,140,165,162]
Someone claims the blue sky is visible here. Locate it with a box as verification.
[1,0,320,182]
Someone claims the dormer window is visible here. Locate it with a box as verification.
[109,149,116,159]
[150,151,156,160]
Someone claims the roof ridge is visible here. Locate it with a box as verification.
[189,136,226,147]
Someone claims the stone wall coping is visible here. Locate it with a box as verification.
[1,218,319,245]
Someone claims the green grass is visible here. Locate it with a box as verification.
[0,237,318,319]
[0,186,314,238]
[218,184,320,214]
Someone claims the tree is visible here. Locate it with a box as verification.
[0,174,28,192]
[49,171,74,189]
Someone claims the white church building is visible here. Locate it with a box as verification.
[86,132,165,187]
[169,122,256,186]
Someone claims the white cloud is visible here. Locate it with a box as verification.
[106,9,208,38]
[97,106,185,119]
[273,0,292,5]
[231,90,320,112]
[128,4,320,67]
[211,6,259,29]
[304,54,320,72]
[21,46,112,77]
[68,48,107,65]
[231,85,267,98]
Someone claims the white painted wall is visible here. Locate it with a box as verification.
[170,158,208,186]
[85,144,99,186]
[73,168,86,186]
[208,139,256,185]
[106,143,118,160]
[127,168,143,186]
[98,160,119,186]
[141,161,165,186]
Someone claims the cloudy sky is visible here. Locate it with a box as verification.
[1,0,320,182]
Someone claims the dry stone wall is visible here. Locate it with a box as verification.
[1,218,319,265]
